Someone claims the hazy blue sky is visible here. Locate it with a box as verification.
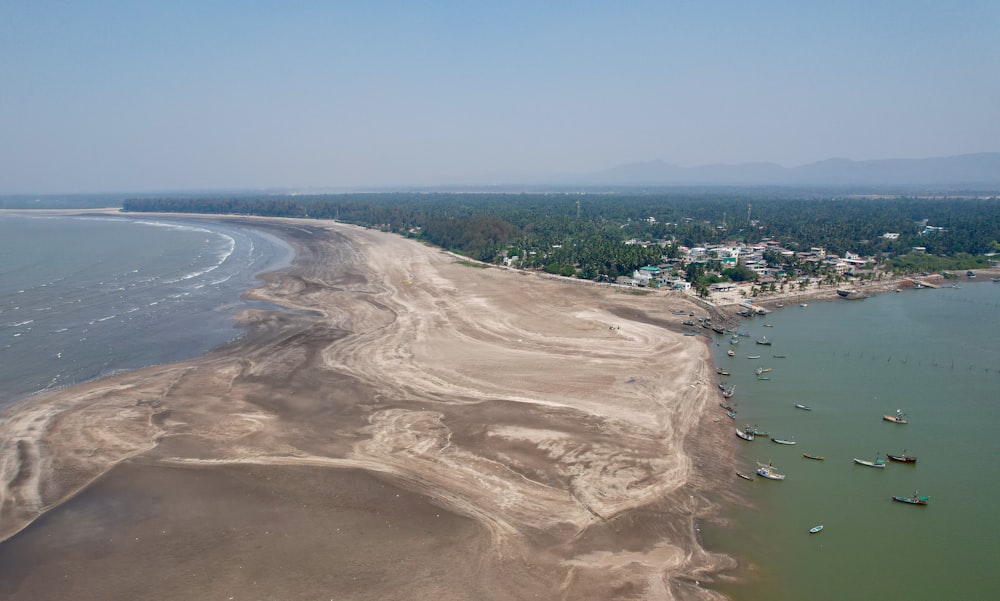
[2,1,997,193]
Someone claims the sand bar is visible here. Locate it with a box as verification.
[0,215,737,600]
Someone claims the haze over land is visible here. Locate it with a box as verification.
[1,2,998,194]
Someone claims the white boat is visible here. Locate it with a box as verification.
[809,525,824,534]
[756,461,785,480]
[853,454,887,468]
[771,437,796,445]
[736,426,755,441]
[794,403,812,411]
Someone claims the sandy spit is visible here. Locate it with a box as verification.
[0,215,738,601]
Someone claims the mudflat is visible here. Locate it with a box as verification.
[0,216,734,600]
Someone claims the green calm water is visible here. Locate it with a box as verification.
[703,282,1000,601]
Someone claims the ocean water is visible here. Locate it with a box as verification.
[703,282,1000,600]
[0,214,293,408]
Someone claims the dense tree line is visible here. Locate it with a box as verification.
[122,192,1000,279]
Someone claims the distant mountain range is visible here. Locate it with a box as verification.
[575,152,1000,188]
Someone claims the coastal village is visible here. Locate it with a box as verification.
[608,235,997,310]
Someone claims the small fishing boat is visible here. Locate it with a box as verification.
[682,320,696,326]
[722,385,736,398]
[727,349,735,357]
[794,403,812,411]
[891,491,929,505]
[887,449,917,463]
[720,402,734,411]
[749,426,770,437]
[763,324,774,328]
[716,368,731,375]
[772,437,796,445]
[735,426,755,441]
[772,354,787,358]
[756,461,785,480]
[754,366,771,376]
[800,303,808,307]
[802,453,824,460]
[736,471,755,481]
[853,453,887,468]
[747,355,761,359]
[809,525,824,534]
[883,409,908,424]
[756,376,771,380]
[756,337,772,345]
[727,411,737,419]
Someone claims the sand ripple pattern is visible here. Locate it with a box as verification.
[0,218,731,600]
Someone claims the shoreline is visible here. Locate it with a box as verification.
[0,213,735,600]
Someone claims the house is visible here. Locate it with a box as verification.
[632,270,652,286]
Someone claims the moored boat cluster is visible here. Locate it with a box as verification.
[715,314,930,531]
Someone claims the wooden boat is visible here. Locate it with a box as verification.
[772,437,796,445]
[772,354,787,358]
[712,325,727,334]
[883,409,908,424]
[716,368,731,375]
[887,449,917,463]
[809,525,824,534]
[682,320,696,326]
[892,491,929,505]
[794,403,812,410]
[754,366,771,376]
[749,426,770,437]
[802,453,824,460]
[735,426,755,441]
[756,461,785,480]
[853,454,887,468]
[720,402,734,411]
[736,471,755,481]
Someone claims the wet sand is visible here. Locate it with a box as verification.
[0,216,736,600]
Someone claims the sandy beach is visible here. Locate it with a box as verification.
[0,215,744,601]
